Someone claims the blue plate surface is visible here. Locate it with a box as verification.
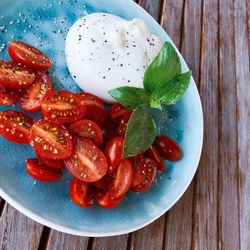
[0,0,203,236]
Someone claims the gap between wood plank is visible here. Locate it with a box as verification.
[37,227,51,250]
[0,200,5,219]
[87,237,93,250]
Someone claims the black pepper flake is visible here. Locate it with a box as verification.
[120,64,123,67]
[133,45,136,47]
[103,32,106,35]
[73,75,76,78]
[91,38,96,43]
[104,40,107,43]
[112,58,115,61]
[103,76,105,79]
[128,80,130,83]
[108,68,111,71]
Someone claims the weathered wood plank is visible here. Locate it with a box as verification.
[0,204,43,250]
[91,234,129,250]
[138,0,162,20]
[234,0,250,249]
[46,230,89,250]
[218,0,240,249]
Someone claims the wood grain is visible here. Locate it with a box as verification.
[0,204,43,250]
[234,0,250,249]
[138,0,163,20]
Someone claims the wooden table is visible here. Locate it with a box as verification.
[0,0,249,249]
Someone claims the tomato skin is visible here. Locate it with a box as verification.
[8,41,52,71]
[0,110,34,144]
[75,92,107,126]
[109,103,130,125]
[0,84,22,106]
[93,174,110,189]
[68,119,103,146]
[101,121,119,145]
[41,90,86,125]
[130,159,157,193]
[37,155,64,169]
[118,111,132,136]
[104,137,124,175]
[154,136,182,161]
[64,137,107,182]
[29,120,73,160]
[69,177,95,207]
[108,159,133,199]
[0,60,35,88]
[20,72,51,112]
[146,145,167,171]
[26,158,62,181]
[95,189,124,208]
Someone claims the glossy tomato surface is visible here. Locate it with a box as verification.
[109,103,130,125]
[37,155,64,169]
[0,110,34,144]
[41,90,86,125]
[20,72,51,112]
[29,120,73,160]
[146,145,167,171]
[0,84,22,106]
[93,174,110,189]
[8,41,52,71]
[64,137,107,182]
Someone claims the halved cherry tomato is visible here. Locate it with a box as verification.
[0,110,34,144]
[68,119,103,146]
[20,72,51,112]
[41,90,86,125]
[64,137,107,182]
[118,111,132,136]
[101,121,119,145]
[93,174,110,189]
[26,158,62,181]
[37,155,64,169]
[75,92,107,126]
[8,41,52,71]
[146,145,167,171]
[0,60,35,88]
[129,155,147,187]
[154,136,182,161]
[104,137,124,175]
[109,103,130,125]
[69,177,95,207]
[29,120,73,160]
[95,189,124,208]
[130,159,157,193]
[108,159,133,199]
[0,84,22,106]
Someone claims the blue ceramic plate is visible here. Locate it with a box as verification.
[0,0,203,236]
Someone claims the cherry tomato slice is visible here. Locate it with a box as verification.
[75,92,107,126]
[95,189,124,208]
[0,110,34,144]
[29,120,73,160]
[0,60,35,88]
[109,103,130,125]
[20,72,51,112]
[37,155,64,169]
[69,177,95,207]
[68,119,103,146]
[26,158,62,182]
[154,136,182,161]
[129,155,147,187]
[146,145,167,171]
[130,159,157,193]
[118,111,132,136]
[108,159,133,199]
[93,174,110,189]
[8,41,52,71]
[101,121,119,145]
[41,90,86,125]
[0,84,22,106]
[64,137,107,182]
[104,137,124,175]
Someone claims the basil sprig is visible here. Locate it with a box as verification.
[108,42,192,158]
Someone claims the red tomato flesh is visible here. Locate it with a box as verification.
[0,84,22,106]
[75,92,107,126]
[118,111,132,136]
[93,174,110,189]
[64,137,107,182]
[37,155,64,169]
[69,177,95,207]
[26,158,62,181]
[95,189,124,208]
[41,90,86,125]
[101,121,119,145]
[146,145,167,171]
[104,137,124,175]
[0,60,35,88]
[0,110,34,144]
[8,41,52,71]
[20,72,51,112]
[109,103,130,125]
[154,136,182,161]
[29,120,73,160]
[108,159,133,199]
[68,119,103,146]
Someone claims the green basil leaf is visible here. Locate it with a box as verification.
[150,100,162,110]
[151,71,192,105]
[143,42,181,94]
[108,87,149,110]
[122,104,156,158]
